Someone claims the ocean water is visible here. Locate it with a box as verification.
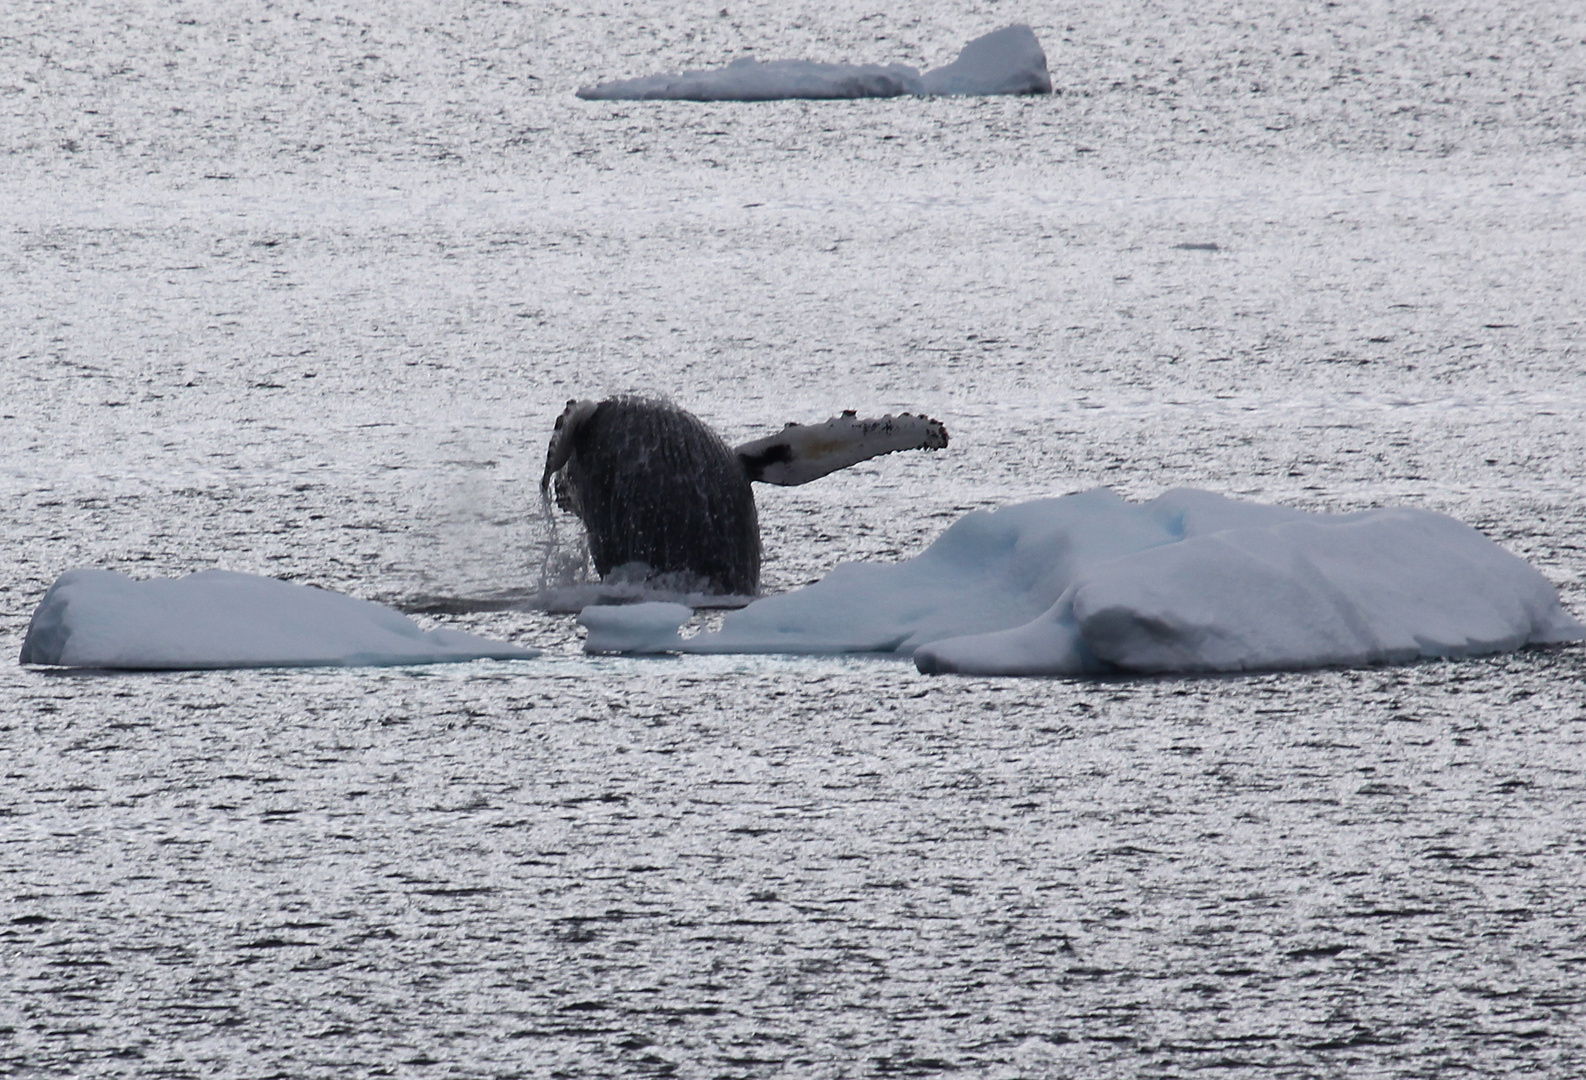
[3,1,1585,1076]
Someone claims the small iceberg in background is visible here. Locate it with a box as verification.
[20,569,537,670]
[577,24,1052,102]
[579,489,1585,677]
[916,24,1054,97]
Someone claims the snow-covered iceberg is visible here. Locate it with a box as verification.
[577,24,1052,102]
[578,489,1584,676]
[20,569,538,670]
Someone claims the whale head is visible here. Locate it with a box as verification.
[541,398,599,492]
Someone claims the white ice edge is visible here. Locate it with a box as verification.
[577,25,1053,102]
[20,569,538,670]
[578,488,1585,676]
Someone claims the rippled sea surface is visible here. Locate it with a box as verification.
[4,2,1585,1076]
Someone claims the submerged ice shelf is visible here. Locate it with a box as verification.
[20,569,537,670]
[577,24,1052,102]
[580,489,1585,676]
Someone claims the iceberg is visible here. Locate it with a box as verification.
[579,601,696,654]
[20,569,538,670]
[578,59,923,103]
[577,489,1584,676]
[916,24,1055,97]
[576,24,1052,102]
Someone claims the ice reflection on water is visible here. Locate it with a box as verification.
[3,0,1585,1075]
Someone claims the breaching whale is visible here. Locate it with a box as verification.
[541,397,948,595]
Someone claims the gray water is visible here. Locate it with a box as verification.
[3,2,1585,1076]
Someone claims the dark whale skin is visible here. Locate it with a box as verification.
[554,397,761,596]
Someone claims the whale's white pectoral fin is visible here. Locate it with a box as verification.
[735,411,949,486]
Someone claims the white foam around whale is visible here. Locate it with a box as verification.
[20,569,537,670]
[579,489,1584,676]
[577,24,1052,102]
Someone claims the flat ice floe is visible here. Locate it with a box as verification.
[20,569,537,670]
[577,24,1052,102]
[579,489,1584,676]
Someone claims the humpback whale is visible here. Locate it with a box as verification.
[541,397,948,595]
